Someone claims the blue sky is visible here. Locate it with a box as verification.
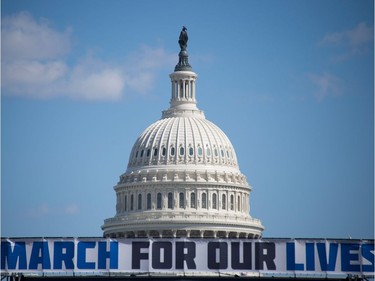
[1,0,373,239]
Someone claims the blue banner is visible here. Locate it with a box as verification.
[1,238,373,277]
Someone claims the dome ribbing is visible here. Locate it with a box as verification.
[127,117,238,170]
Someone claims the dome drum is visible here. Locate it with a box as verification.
[112,184,252,214]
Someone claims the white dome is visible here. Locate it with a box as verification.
[127,116,239,170]
[102,50,263,239]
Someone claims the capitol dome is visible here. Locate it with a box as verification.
[102,29,263,239]
[128,113,239,170]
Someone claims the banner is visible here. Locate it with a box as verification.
[1,238,373,277]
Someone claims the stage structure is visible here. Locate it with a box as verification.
[102,27,263,239]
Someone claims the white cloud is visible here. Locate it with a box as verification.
[4,60,68,84]
[346,22,373,47]
[124,72,155,94]
[319,22,373,61]
[27,204,51,218]
[307,72,342,101]
[320,22,373,47]
[27,203,80,218]
[64,204,79,215]
[130,45,176,70]
[123,45,175,95]
[2,11,71,61]
[66,56,125,101]
[3,60,68,98]
[2,12,175,101]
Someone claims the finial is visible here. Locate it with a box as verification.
[175,26,192,71]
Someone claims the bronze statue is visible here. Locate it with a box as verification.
[178,26,188,51]
[175,26,192,71]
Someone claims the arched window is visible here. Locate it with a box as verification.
[170,147,175,156]
[135,151,139,158]
[162,147,166,156]
[190,193,196,208]
[214,148,218,157]
[124,195,128,211]
[179,192,185,208]
[179,146,184,156]
[147,193,152,210]
[147,148,151,157]
[130,194,134,211]
[189,147,194,156]
[153,148,158,157]
[198,146,203,156]
[138,194,142,210]
[222,194,226,210]
[180,83,184,98]
[230,195,234,210]
[237,195,241,211]
[157,193,162,209]
[168,192,173,209]
[201,193,207,209]
[207,147,211,156]
[212,193,217,209]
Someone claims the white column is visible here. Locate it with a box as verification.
[116,193,119,213]
[152,191,156,210]
[184,80,187,99]
[163,191,167,209]
[187,79,190,99]
[227,191,229,211]
[171,80,174,100]
[208,191,211,210]
[218,192,221,210]
[121,192,125,212]
[142,190,146,210]
[189,79,192,100]
[174,192,177,208]
[192,79,196,100]
[186,191,190,209]
[247,194,250,213]
[197,190,201,210]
